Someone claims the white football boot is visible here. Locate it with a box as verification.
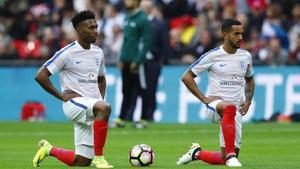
[226,155,242,167]
[176,143,201,165]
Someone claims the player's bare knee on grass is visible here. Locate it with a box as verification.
[93,102,111,120]
[73,155,92,166]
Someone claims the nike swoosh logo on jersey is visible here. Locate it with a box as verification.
[76,61,83,64]
[220,64,226,67]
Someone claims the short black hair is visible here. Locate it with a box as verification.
[71,10,95,29]
[221,18,242,33]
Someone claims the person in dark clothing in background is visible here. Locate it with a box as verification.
[112,0,152,128]
[118,0,169,128]
[139,0,169,123]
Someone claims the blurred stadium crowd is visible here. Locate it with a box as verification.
[0,0,299,65]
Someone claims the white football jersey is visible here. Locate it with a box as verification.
[44,41,106,100]
[190,45,253,107]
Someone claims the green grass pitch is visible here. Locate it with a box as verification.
[0,122,299,169]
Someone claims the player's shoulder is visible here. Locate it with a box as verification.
[237,48,251,57]
[60,41,77,52]
[199,46,222,59]
[91,43,101,50]
[237,48,252,61]
[53,41,77,58]
[91,44,104,53]
[91,44,105,58]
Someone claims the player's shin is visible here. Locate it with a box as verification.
[196,151,225,165]
[221,105,236,156]
[50,147,75,166]
[93,119,108,156]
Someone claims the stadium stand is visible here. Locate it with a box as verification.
[0,0,299,66]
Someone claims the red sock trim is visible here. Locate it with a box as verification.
[221,105,236,155]
[196,150,225,165]
[94,120,108,156]
[50,147,75,166]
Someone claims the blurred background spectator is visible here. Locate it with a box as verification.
[0,0,300,66]
[258,37,289,65]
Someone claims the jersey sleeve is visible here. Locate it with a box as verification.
[98,52,106,77]
[245,53,254,77]
[43,50,68,74]
[189,54,213,76]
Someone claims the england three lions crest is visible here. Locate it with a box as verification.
[240,61,246,71]
[96,58,100,65]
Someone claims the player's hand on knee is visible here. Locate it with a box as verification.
[239,100,251,115]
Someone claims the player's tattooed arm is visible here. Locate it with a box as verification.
[98,76,106,98]
[245,76,254,102]
[241,76,255,114]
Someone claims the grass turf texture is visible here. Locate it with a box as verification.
[0,122,299,169]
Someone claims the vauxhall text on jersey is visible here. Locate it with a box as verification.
[44,41,106,99]
[190,46,253,107]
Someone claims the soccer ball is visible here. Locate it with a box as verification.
[129,144,154,167]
